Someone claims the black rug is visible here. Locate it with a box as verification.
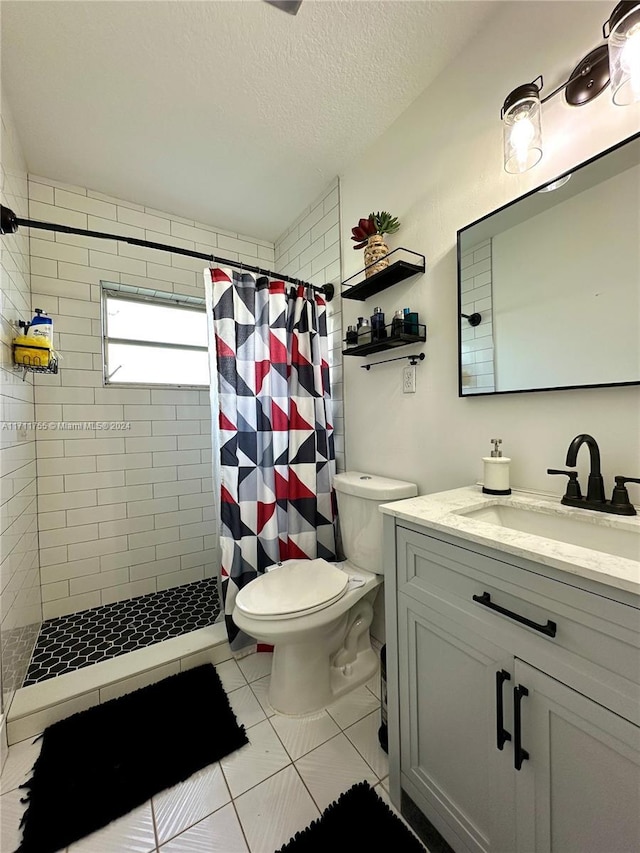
[17,664,248,853]
[276,780,426,852]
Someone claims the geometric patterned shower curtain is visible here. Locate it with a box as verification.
[206,267,337,654]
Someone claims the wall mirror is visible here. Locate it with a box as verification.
[457,133,639,396]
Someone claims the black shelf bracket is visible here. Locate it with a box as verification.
[362,352,425,371]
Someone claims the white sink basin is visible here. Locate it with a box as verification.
[456,503,640,562]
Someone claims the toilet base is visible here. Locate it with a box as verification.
[268,594,379,716]
[269,642,378,717]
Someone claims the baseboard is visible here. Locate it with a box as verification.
[7,624,229,745]
[401,790,456,853]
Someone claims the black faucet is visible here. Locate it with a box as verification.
[548,433,639,516]
[565,434,605,503]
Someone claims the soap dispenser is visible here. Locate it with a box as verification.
[482,438,511,495]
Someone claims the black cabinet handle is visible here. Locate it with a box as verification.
[513,685,530,770]
[496,669,511,750]
[472,592,557,638]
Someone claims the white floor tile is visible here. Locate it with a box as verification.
[220,719,290,798]
[0,737,42,794]
[0,788,29,853]
[365,666,381,699]
[233,766,319,853]
[325,683,379,729]
[159,802,248,852]
[153,762,230,845]
[236,652,273,683]
[294,732,377,812]
[269,710,340,761]
[249,675,275,718]
[344,709,389,778]
[215,659,247,693]
[67,801,156,853]
[227,685,267,730]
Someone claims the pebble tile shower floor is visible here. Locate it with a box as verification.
[25,578,220,686]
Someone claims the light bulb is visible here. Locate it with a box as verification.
[510,114,536,168]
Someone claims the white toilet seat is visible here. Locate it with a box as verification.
[234,558,349,620]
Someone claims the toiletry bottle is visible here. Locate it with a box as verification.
[403,307,419,336]
[345,325,358,348]
[358,317,372,344]
[371,307,386,341]
[482,438,511,495]
[26,309,53,345]
[392,309,404,337]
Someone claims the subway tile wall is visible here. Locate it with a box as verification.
[28,176,276,619]
[0,92,43,717]
[274,179,344,472]
[460,239,495,393]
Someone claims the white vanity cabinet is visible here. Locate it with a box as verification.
[384,517,640,853]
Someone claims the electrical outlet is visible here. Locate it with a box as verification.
[403,364,416,394]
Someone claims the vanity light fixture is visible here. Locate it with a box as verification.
[605,1,640,105]
[502,81,544,174]
[502,1,640,174]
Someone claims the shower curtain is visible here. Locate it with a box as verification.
[205,268,337,654]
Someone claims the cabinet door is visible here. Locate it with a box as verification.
[514,660,640,853]
[398,592,516,853]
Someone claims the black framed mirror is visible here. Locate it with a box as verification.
[457,133,640,397]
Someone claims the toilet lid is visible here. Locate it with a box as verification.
[235,559,349,619]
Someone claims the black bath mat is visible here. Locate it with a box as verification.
[276,780,426,852]
[17,664,248,853]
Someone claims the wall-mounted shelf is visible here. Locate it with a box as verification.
[343,324,426,357]
[12,343,59,381]
[341,248,425,301]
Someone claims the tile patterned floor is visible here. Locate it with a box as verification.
[1,652,427,853]
[24,579,220,685]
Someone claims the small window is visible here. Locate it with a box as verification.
[102,286,209,386]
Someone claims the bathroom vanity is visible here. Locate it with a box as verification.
[381,487,640,853]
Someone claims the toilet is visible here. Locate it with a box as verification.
[232,471,418,716]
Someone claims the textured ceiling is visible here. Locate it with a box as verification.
[1,1,497,241]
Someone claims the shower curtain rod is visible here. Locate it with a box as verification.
[0,205,334,302]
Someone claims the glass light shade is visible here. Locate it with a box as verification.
[608,2,640,105]
[503,94,543,174]
[538,174,572,193]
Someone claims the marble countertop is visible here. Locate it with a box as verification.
[380,486,640,597]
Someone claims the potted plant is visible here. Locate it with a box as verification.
[351,212,401,278]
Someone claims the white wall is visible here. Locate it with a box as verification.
[339,1,640,498]
[0,90,42,723]
[28,176,275,618]
[274,178,345,473]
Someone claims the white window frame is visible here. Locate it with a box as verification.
[101,282,209,389]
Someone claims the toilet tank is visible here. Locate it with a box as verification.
[333,472,418,574]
